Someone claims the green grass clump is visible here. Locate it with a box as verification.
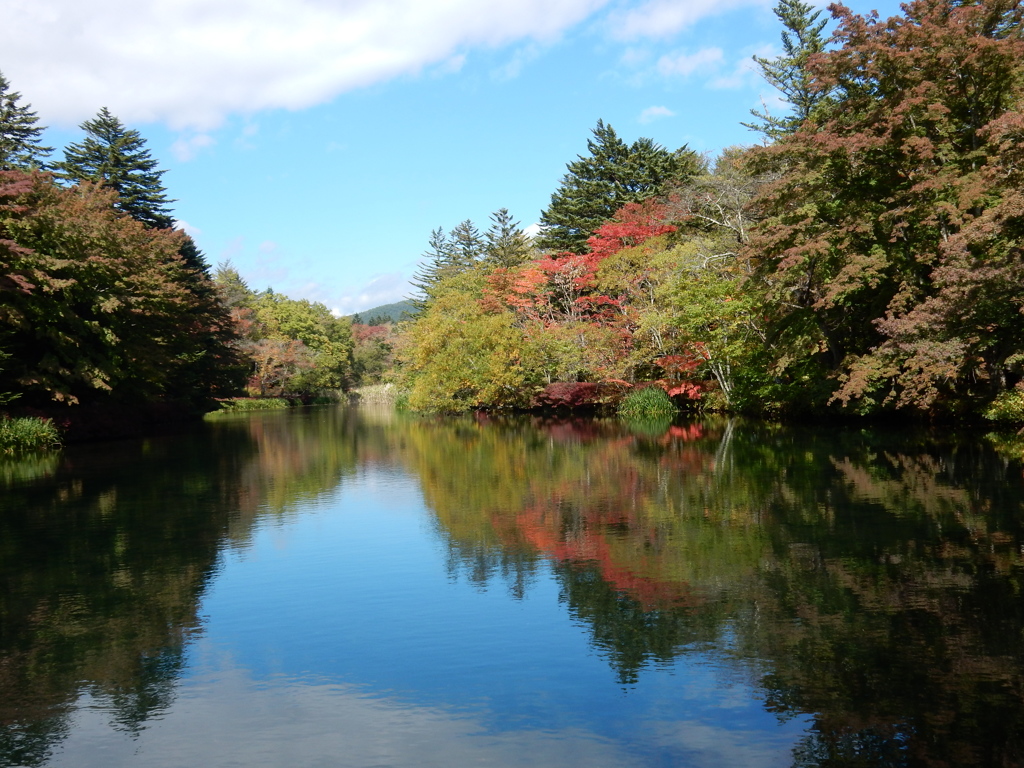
[0,416,62,454]
[617,386,678,419]
[215,397,292,412]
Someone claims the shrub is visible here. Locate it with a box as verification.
[984,390,1024,423]
[617,386,678,419]
[532,382,600,410]
[0,416,62,454]
[213,397,291,413]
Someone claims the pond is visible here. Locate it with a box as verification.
[1,406,1023,767]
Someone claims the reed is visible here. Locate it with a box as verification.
[0,416,62,454]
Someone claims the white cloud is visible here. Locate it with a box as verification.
[171,133,216,162]
[657,48,724,78]
[524,222,543,240]
[709,44,774,89]
[174,219,202,238]
[2,0,612,131]
[606,0,766,40]
[638,105,675,124]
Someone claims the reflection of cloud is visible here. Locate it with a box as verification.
[60,669,635,768]
[58,665,805,768]
[4,0,613,130]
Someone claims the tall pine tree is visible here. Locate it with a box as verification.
[57,107,175,229]
[538,120,701,253]
[745,0,832,138]
[0,70,53,171]
[409,227,456,312]
[484,208,530,269]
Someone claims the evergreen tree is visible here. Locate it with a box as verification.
[538,120,702,253]
[409,227,457,312]
[57,107,175,229]
[0,70,53,171]
[448,219,485,266]
[484,208,530,269]
[745,0,832,138]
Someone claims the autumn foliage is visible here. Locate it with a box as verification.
[401,0,1024,419]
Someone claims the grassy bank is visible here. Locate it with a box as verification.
[0,416,62,454]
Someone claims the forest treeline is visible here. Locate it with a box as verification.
[0,89,359,428]
[2,0,1024,433]
[399,0,1024,421]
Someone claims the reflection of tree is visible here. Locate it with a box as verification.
[397,415,1024,764]
[0,406,364,766]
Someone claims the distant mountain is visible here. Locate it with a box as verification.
[350,299,417,324]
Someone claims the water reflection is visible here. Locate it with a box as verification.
[1,407,1022,766]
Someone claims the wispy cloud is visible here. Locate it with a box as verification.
[171,133,215,162]
[638,105,675,124]
[606,0,765,41]
[657,48,724,78]
[709,44,773,89]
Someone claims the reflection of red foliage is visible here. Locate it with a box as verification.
[511,504,697,610]
[666,424,704,441]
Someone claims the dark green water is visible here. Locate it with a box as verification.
[1,406,1023,767]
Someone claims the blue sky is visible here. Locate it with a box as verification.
[6,0,899,315]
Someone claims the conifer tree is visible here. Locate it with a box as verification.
[745,0,832,137]
[448,219,485,267]
[57,107,175,229]
[538,120,701,253]
[409,227,456,312]
[484,208,530,269]
[0,70,53,171]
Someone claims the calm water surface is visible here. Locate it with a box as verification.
[2,406,1023,767]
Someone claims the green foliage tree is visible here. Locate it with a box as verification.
[538,120,702,253]
[0,71,52,171]
[240,289,354,395]
[745,0,832,138]
[57,107,175,229]
[401,269,537,412]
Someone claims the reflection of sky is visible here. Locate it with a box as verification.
[55,467,810,767]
